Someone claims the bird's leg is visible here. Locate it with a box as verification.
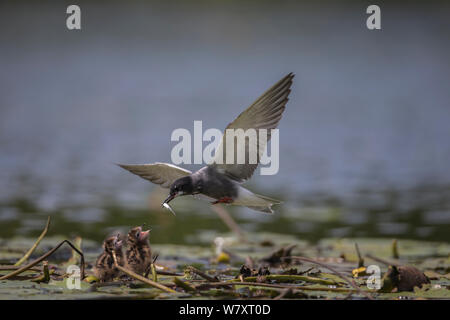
[211,197,234,204]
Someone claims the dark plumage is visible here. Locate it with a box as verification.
[118,73,294,214]
[125,226,152,275]
[93,235,124,282]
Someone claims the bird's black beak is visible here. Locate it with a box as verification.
[162,194,177,216]
[163,193,177,204]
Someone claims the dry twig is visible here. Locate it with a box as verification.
[187,266,219,282]
[287,256,374,300]
[0,240,85,280]
[14,216,51,267]
[111,251,176,294]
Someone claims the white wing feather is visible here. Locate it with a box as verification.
[117,162,191,188]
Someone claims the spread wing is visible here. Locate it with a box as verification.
[211,73,294,182]
[117,162,191,188]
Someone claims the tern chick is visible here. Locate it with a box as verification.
[125,226,152,275]
[93,235,124,282]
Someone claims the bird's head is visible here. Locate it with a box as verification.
[164,176,194,204]
[103,234,123,253]
[127,226,150,246]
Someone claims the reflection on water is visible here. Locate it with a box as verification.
[1,185,449,244]
[0,1,449,243]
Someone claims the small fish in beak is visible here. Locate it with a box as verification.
[163,193,176,204]
[162,202,176,216]
[162,193,177,215]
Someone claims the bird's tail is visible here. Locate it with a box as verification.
[244,193,282,214]
[233,187,282,214]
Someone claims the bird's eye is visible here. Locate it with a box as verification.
[136,231,140,238]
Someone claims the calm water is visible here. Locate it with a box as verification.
[1,1,449,244]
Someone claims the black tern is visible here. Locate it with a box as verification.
[118,73,294,214]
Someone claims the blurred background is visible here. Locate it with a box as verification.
[0,0,449,245]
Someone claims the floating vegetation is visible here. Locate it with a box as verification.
[0,217,449,300]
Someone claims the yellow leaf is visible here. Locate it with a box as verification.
[352,266,367,278]
[216,252,230,264]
